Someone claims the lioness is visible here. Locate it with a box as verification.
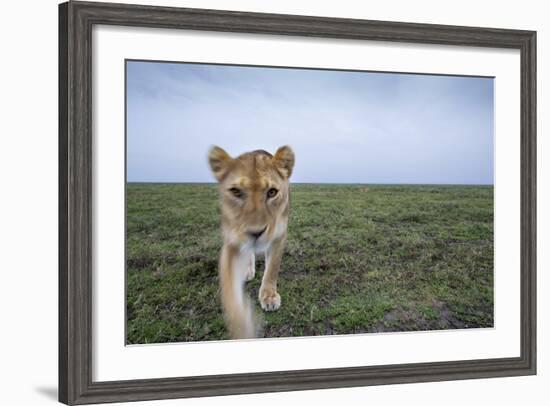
[208,145,295,339]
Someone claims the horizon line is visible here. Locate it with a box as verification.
[126,181,494,186]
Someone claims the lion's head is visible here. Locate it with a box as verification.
[208,146,295,250]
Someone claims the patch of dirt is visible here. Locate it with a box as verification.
[127,256,155,269]
[432,300,468,329]
[372,300,467,333]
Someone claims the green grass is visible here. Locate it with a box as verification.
[126,183,494,344]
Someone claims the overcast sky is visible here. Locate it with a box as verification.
[126,60,494,184]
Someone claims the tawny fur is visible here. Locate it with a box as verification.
[208,146,295,339]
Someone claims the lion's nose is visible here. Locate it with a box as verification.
[247,226,267,239]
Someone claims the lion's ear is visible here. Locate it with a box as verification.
[208,146,232,182]
[273,145,295,179]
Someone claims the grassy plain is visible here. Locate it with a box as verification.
[126,183,493,344]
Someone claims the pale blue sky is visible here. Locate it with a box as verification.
[126,60,494,184]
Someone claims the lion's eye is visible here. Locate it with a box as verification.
[229,187,244,198]
[267,188,278,198]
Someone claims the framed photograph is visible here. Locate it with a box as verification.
[59,1,536,404]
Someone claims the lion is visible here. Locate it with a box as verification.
[208,145,295,339]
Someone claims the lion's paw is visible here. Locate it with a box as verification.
[259,290,281,311]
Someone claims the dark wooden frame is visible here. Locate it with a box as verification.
[59,1,537,404]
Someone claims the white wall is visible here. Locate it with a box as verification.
[0,0,547,405]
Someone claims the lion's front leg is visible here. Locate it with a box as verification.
[219,245,256,339]
[259,236,285,311]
